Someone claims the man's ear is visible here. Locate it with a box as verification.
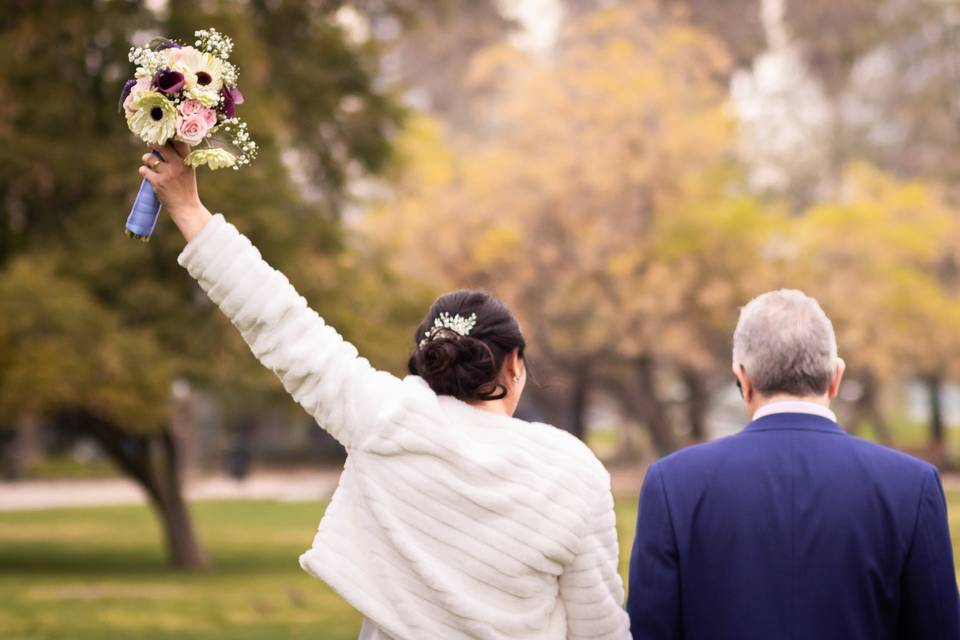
[733,363,752,402]
[828,358,846,399]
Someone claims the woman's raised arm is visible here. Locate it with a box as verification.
[139,144,403,448]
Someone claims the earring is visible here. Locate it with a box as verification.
[514,375,521,382]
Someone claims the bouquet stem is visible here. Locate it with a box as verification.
[124,151,163,241]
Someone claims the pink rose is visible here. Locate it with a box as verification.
[175,113,212,145]
[198,106,217,128]
[180,100,217,127]
[179,99,204,117]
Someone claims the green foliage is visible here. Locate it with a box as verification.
[0,0,415,434]
[0,259,172,430]
[787,164,960,381]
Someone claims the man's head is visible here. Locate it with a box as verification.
[732,289,845,415]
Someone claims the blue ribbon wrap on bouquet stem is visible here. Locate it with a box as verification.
[125,150,164,241]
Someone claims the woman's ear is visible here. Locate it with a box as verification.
[503,349,524,383]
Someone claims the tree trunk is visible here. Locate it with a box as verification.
[568,365,591,441]
[634,356,678,455]
[680,367,710,442]
[147,430,209,570]
[926,374,946,463]
[606,357,678,456]
[73,412,209,570]
[517,361,592,439]
[10,412,41,479]
[856,373,892,445]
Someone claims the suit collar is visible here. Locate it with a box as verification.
[743,412,846,435]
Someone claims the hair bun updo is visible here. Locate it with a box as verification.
[408,290,526,403]
[414,335,499,399]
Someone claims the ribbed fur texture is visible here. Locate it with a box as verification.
[178,215,630,640]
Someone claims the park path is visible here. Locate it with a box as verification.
[1,466,959,511]
[0,470,342,511]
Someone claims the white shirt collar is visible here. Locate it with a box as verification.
[752,400,837,423]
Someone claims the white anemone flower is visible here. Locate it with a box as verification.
[168,46,225,93]
[125,91,178,145]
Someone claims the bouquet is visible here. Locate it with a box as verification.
[119,28,257,240]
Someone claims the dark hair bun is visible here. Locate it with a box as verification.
[408,290,526,402]
[413,336,502,401]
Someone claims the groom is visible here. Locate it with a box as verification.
[627,290,960,639]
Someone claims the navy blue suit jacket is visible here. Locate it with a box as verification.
[627,412,960,640]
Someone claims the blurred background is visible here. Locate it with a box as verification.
[2,0,960,638]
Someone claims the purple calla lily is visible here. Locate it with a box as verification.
[148,37,181,51]
[219,86,244,119]
[153,69,185,95]
[118,78,137,113]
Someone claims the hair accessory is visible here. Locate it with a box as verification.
[419,312,478,349]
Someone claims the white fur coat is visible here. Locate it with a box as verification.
[178,214,630,640]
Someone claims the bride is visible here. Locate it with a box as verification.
[138,143,630,640]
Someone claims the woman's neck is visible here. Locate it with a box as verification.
[468,398,511,417]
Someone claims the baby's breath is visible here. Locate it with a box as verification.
[194,28,234,60]
[219,118,258,170]
[127,46,166,77]
[222,61,238,87]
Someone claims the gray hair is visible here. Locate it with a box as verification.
[732,289,838,397]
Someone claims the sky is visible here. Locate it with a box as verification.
[500,0,564,54]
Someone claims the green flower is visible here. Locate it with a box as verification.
[125,91,178,145]
[185,86,220,108]
[184,147,237,170]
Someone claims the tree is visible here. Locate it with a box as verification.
[367,3,749,450]
[362,0,516,125]
[728,0,960,457]
[0,0,407,569]
[727,0,960,204]
[787,164,958,454]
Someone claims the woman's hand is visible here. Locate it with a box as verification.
[139,141,212,243]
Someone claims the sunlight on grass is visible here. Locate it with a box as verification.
[856,416,960,457]
[0,501,361,640]
[0,492,957,639]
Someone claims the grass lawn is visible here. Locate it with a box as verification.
[1,492,958,640]
[0,501,359,640]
